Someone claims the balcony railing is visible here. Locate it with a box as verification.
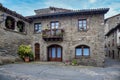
[42,29,64,41]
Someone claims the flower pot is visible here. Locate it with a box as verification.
[24,57,29,62]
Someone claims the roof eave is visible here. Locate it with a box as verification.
[28,8,109,20]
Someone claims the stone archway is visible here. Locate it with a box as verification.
[5,16,15,30]
[47,44,62,62]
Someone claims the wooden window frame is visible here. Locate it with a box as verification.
[78,19,87,31]
[112,39,114,46]
[34,23,42,33]
[75,45,90,58]
[50,21,60,29]
[108,41,110,47]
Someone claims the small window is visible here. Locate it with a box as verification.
[17,21,25,32]
[50,21,59,29]
[5,16,15,30]
[108,41,110,47]
[112,33,114,37]
[75,45,90,58]
[109,51,111,57]
[34,23,42,33]
[112,39,114,46]
[78,19,87,31]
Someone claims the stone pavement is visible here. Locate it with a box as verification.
[0,58,120,80]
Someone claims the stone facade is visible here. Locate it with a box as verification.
[105,14,120,60]
[0,9,31,64]
[0,5,109,66]
[30,8,108,66]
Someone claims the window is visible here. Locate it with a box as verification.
[17,21,25,32]
[5,16,15,30]
[112,50,114,59]
[112,39,114,46]
[50,21,59,29]
[112,32,114,37]
[75,45,90,58]
[34,23,42,33]
[108,41,110,47]
[118,51,119,58]
[109,51,111,57]
[50,21,60,35]
[78,19,87,31]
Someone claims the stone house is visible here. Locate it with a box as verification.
[105,14,120,60]
[0,4,109,66]
[0,4,31,64]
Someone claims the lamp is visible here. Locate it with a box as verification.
[0,13,6,23]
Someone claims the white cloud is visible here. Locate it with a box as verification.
[44,0,73,9]
[0,0,6,3]
[89,0,96,3]
[105,2,120,18]
[105,8,118,18]
[0,0,119,18]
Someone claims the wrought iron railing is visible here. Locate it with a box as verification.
[42,29,64,38]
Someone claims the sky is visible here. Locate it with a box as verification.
[0,0,120,18]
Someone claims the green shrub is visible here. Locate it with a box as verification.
[17,45,33,60]
[29,52,34,61]
[71,59,77,65]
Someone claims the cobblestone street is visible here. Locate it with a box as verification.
[0,58,120,80]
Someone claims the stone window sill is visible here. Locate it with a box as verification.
[75,56,90,59]
[33,32,41,34]
[78,29,88,32]
[4,28,27,35]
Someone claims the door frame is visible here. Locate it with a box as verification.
[35,43,40,61]
[47,44,62,62]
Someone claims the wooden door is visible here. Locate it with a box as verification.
[35,43,40,60]
[48,45,62,62]
[112,50,114,59]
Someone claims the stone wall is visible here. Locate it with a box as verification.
[105,14,120,60]
[31,14,105,66]
[0,11,31,64]
[105,14,120,34]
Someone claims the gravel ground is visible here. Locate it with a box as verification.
[0,58,120,80]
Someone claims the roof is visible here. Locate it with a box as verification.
[0,4,109,22]
[105,13,120,21]
[0,4,30,22]
[27,8,109,19]
[105,23,120,36]
[34,6,72,13]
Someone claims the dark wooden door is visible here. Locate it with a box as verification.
[48,45,62,62]
[112,50,114,59]
[35,43,40,60]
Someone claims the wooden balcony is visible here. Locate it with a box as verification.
[42,29,64,41]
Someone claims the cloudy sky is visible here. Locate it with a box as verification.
[0,0,120,18]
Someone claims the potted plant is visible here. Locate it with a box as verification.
[17,45,33,62]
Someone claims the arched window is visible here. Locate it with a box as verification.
[17,21,25,32]
[75,45,90,58]
[5,16,15,30]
